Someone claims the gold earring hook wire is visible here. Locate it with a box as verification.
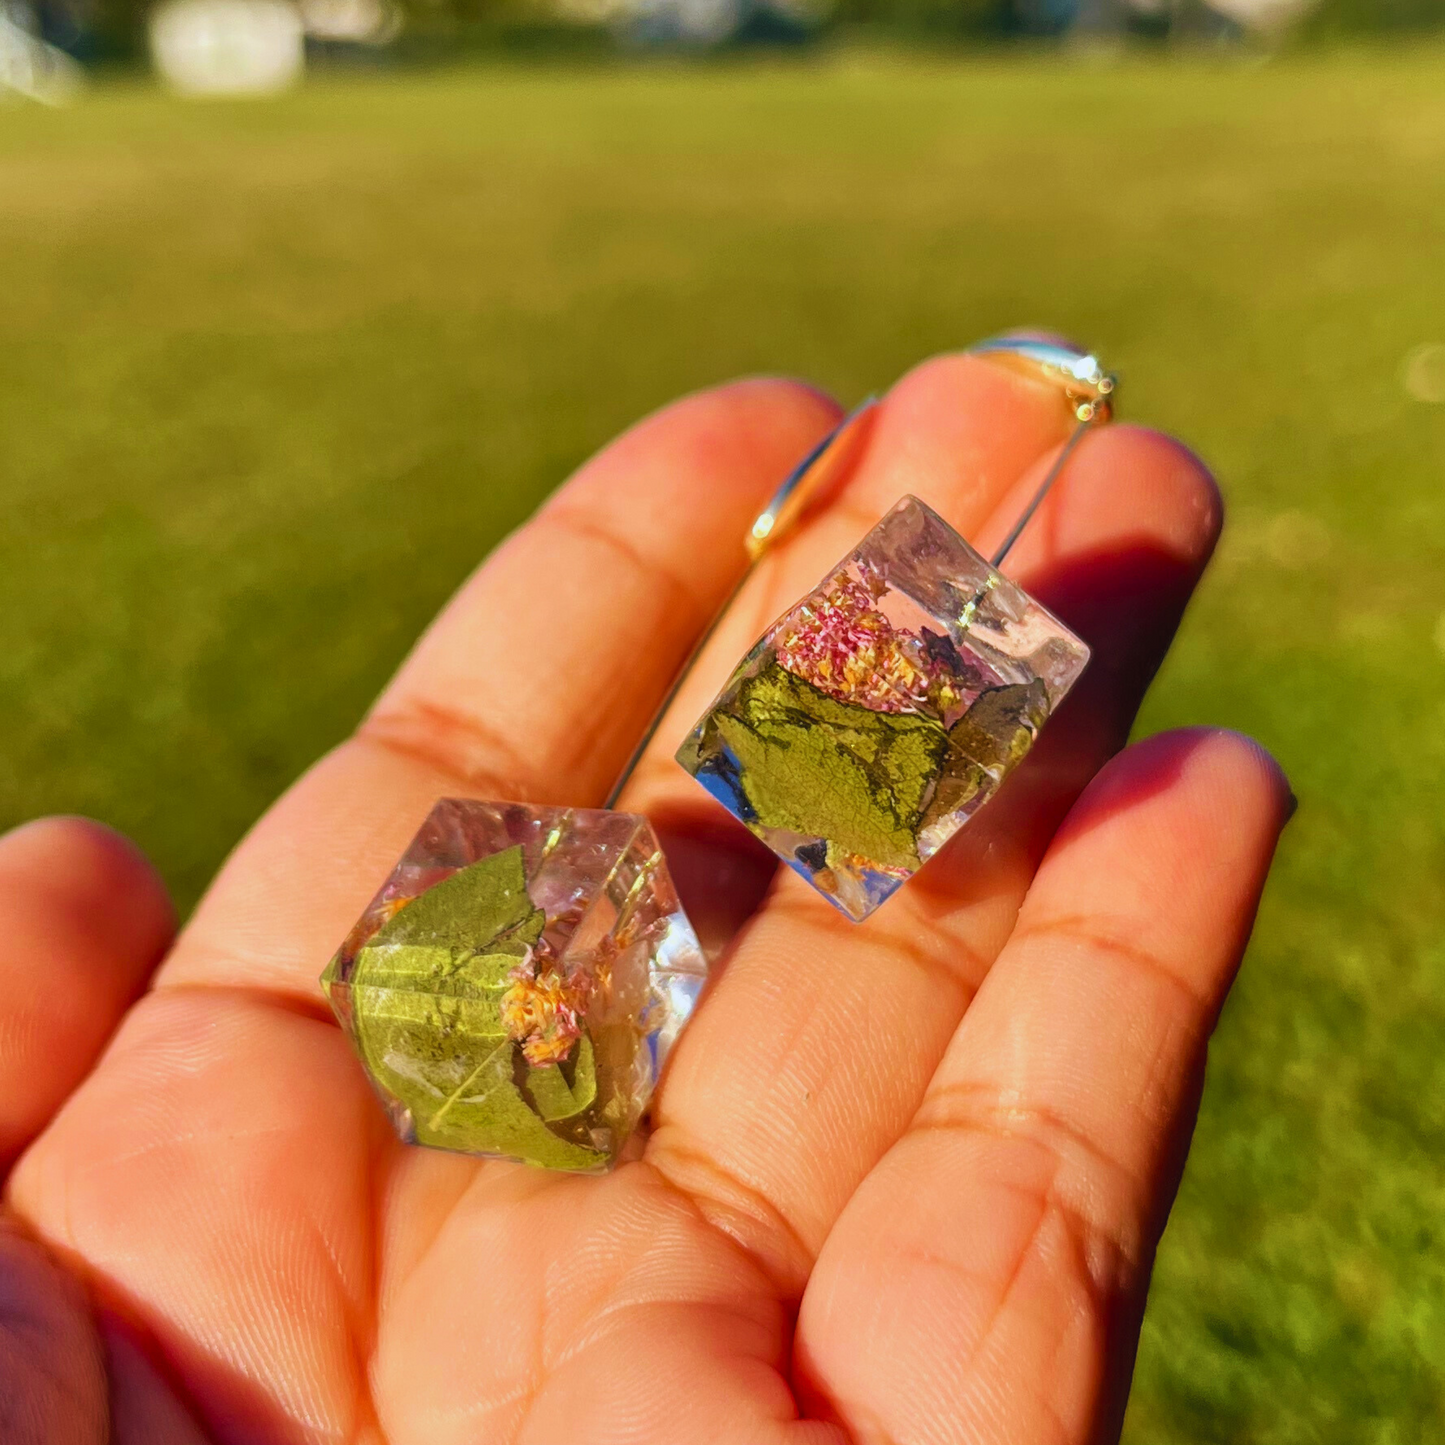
[602,341,1116,809]
[968,337,1117,567]
[601,397,879,810]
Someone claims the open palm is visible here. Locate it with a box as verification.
[1,353,1289,1445]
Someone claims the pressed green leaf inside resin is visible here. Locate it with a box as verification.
[709,664,1052,872]
[945,679,1049,774]
[919,680,1050,837]
[350,845,608,1171]
[711,660,947,871]
[522,1034,598,1121]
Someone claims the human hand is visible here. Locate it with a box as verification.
[0,353,1290,1445]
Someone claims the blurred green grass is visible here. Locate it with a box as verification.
[3,49,1445,1441]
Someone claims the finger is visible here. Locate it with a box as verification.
[0,818,174,1170]
[156,378,841,1000]
[367,379,839,804]
[103,1316,211,1445]
[12,987,386,1445]
[645,420,1223,1296]
[0,1213,106,1445]
[795,728,1292,1445]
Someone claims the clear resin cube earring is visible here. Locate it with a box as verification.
[318,387,880,1172]
[677,339,1115,923]
[323,801,705,1172]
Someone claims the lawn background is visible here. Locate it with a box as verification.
[4,51,1445,1441]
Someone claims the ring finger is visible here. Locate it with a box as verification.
[633,357,1223,1298]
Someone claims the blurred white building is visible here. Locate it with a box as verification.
[149,0,304,94]
[147,0,396,96]
[0,0,82,101]
[1206,0,1313,30]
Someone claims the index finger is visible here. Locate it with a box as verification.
[157,378,841,1000]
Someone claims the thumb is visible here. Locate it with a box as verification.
[0,817,174,1172]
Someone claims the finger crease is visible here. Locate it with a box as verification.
[150,969,335,1017]
[761,896,990,1000]
[639,1152,814,1305]
[543,505,708,624]
[894,1168,1129,1402]
[357,704,536,799]
[1011,915,1215,1017]
[909,1081,1144,1284]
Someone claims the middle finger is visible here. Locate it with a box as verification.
[633,357,1221,1297]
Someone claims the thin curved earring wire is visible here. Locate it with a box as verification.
[968,338,1116,567]
[601,395,879,809]
[603,338,1117,811]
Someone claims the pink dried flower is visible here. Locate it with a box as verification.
[499,947,593,1067]
[775,570,963,716]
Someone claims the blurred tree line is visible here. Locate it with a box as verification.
[31,0,1445,70]
[847,0,1445,38]
[1298,0,1445,33]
